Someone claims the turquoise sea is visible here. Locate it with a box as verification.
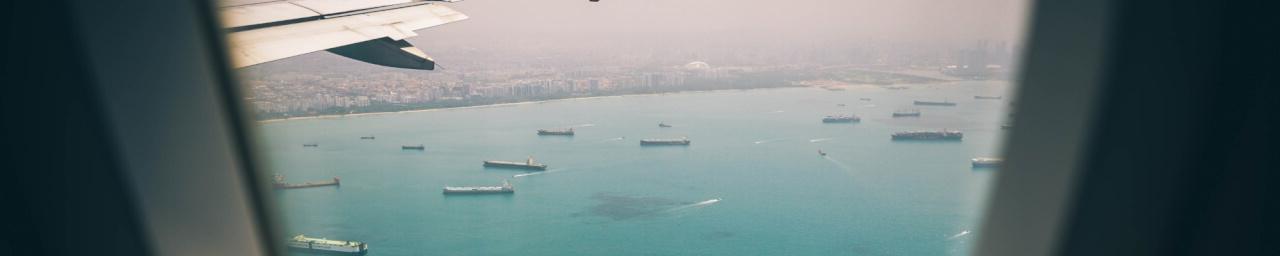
[260,81,1012,255]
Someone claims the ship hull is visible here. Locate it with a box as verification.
[442,189,514,194]
[972,163,1001,168]
[483,162,548,170]
[640,141,691,146]
[287,247,368,255]
[913,101,957,106]
[891,136,963,141]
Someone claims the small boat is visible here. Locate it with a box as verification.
[837,103,847,107]
[302,143,319,147]
[974,95,1003,100]
[359,136,375,140]
[658,123,673,128]
[972,157,1003,168]
[402,145,425,150]
[818,149,827,156]
[860,98,872,101]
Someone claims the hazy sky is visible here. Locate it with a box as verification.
[415,0,1028,50]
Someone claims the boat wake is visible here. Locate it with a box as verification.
[809,137,835,143]
[601,137,625,142]
[753,138,785,144]
[574,123,597,127]
[665,198,722,212]
[947,230,971,240]
[825,157,854,172]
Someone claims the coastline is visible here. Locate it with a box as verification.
[253,82,951,125]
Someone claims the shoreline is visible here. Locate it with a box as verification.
[253,81,963,124]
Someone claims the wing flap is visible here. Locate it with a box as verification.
[225,3,467,68]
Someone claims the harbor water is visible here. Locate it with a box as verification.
[261,81,1012,255]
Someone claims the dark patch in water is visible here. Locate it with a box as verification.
[584,193,681,221]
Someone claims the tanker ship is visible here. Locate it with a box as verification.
[286,235,368,255]
[443,180,515,194]
[891,130,964,141]
[913,100,957,106]
[537,128,575,136]
[640,138,691,146]
[483,156,548,170]
[822,115,861,123]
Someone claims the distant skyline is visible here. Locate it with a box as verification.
[418,0,1028,50]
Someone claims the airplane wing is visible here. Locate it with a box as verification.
[219,0,468,70]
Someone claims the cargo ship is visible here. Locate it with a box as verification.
[972,157,1003,168]
[360,136,375,140]
[891,130,964,141]
[286,234,367,255]
[483,156,548,170]
[443,180,514,194]
[914,100,957,106]
[302,143,319,147]
[892,109,921,117]
[272,175,339,189]
[640,138,691,146]
[402,145,425,150]
[822,115,861,123]
[974,95,1003,100]
[537,128,575,136]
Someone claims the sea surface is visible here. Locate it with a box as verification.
[259,81,1013,255]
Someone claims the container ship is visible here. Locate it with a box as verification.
[402,145,425,150]
[537,128,575,136]
[443,180,514,194]
[891,130,964,141]
[892,109,921,117]
[974,95,1003,100]
[914,100,957,106]
[972,157,1003,168]
[640,138,691,146]
[483,156,548,170]
[822,115,861,123]
[286,234,368,255]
